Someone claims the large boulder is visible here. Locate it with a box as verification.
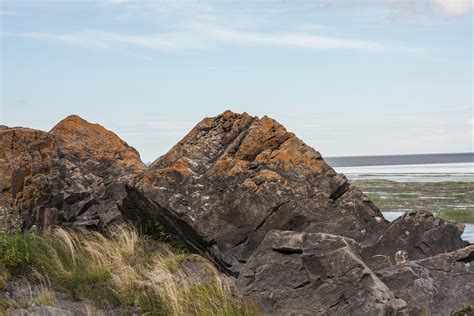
[237,230,408,315]
[0,116,148,230]
[362,210,469,270]
[50,115,145,183]
[139,110,388,275]
[377,245,474,315]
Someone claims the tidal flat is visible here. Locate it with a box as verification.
[353,179,474,223]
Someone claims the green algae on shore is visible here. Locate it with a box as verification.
[353,180,474,223]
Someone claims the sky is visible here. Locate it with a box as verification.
[0,0,473,162]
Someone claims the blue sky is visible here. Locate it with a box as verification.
[1,0,472,162]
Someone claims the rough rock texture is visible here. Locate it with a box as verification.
[237,230,408,315]
[50,115,145,183]
[0,116,148,230]
[377,245,474,315]
[0,127,57,230]
[362,210,469,270]
[139,110,388,275]
[2,111,473,315]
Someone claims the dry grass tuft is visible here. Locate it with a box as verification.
[0,225,260,315]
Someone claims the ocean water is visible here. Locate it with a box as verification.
[333,162,474,182]
[326,153,474,243]
[326,152,474,167]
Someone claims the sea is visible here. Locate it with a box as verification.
[326,153,474,243]
[327,152,474,182]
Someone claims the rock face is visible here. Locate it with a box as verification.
[139,110,388,275]
[0,116,148,230]
[362,210,469,270]
[378,245,474,315]
[0,127,57,230]
[237,230,407,315]
[2,110,472,315]
[50,115,145,183]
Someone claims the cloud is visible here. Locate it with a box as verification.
[385,0,473,18]
[433,0,473,16]
[1,30,177,51]
[1,24,421,54]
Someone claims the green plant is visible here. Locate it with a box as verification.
[36,293,54,306]
[0,226,260,315]
[0,229,38,277]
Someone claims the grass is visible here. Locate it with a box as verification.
[36,292,54,306]
[366,193,418,203]
[432,210,474,224]
[0,225,260,315]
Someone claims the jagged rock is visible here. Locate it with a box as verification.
[3,111,473,315]
[237,230,408,315]
[377,245,474,315]
[0,127,57,230]
[0,116,148,230]
[50,115,145,183]
[362,210,469,270]
[139,110,388,275]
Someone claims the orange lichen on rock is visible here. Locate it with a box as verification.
[50,115,145,174]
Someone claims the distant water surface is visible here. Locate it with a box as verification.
[334,162,474,182]
[326,152,473,167]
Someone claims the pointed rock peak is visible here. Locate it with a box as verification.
[51,114,106,134]
[140,111,387,275]
[51,114,145,172]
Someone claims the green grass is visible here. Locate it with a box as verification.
[36,293,54,306]
[451,302,474,316]
[430,182,473,187]
[366,193,418,203]
[432,210,474,224]
[0,226,261,315]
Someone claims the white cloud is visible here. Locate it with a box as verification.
[1,30,177,51]
[1,24,421,54]
[434,0,474,16]
[385,0,474,17]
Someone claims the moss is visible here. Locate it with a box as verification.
[36,293,54,306]
[451,303,473,316]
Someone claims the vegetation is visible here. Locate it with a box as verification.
[451,303,474,316]
[0,225,260,315]
[357,180,474,223]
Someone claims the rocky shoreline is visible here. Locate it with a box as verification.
[1,111,473,315]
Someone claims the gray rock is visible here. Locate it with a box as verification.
[139,110,388,275]
[362,210,469,270]
[237,230,408,315]
[378,245,474,315]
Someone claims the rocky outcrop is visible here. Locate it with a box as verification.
[362,210,469,270]
[0,116,148,231]
[50,115,145,183]
[378,245,474,315]
[2,110,472,315]
[0,127,57,230]
[139,110,388,275]
[237,230,408,315]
